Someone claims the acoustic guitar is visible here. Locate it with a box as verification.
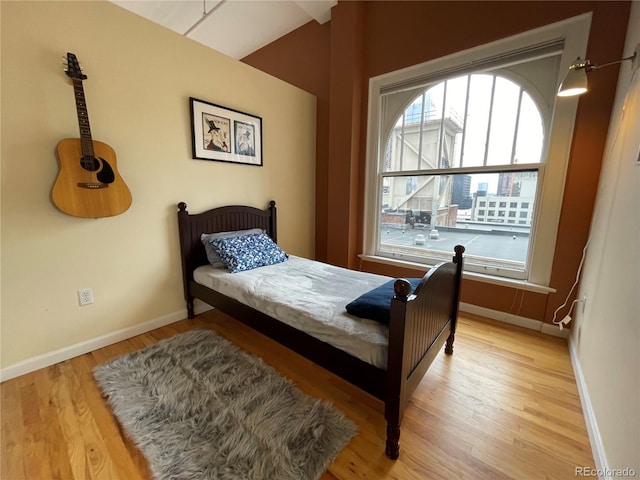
[52,52,132,218]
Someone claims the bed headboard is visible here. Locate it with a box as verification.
[177,201,277,298]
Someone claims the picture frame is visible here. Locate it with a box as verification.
[190,97,263,166]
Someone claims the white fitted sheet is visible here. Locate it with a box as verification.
[193,255,392,369]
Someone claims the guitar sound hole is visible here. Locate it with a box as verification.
[81,156,100,172]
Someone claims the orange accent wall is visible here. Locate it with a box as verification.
[243,1,631,323]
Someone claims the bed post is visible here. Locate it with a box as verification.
[384,278,413,460]
[177,202,195,319]
[445,245,465,355]
[268,200,277,242]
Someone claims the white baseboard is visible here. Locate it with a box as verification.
[0,302,213,383]
[0,301,563,383]
[460,302,570,338]
[568,335,610,479]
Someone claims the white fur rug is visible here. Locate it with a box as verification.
[94,328,357,480]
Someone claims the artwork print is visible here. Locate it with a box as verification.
[202,114,231,153]
[234,121,255,157]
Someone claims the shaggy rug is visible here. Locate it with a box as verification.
[93,329,357,480]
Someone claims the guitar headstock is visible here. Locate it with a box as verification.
[63,52,87,81]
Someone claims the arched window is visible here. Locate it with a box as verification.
[364,16,590,284]
[380,74,545,275]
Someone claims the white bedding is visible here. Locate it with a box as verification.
[193,255,393,369]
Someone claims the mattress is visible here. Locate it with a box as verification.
[193,255,392,369]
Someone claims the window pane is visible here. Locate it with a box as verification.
[420,82,443,170]
[514,94,544,163]
[446,76,469,168]
[460,75,493,167]
[378,171,538,272]
[486,77,520,166]
[385,88,442,173]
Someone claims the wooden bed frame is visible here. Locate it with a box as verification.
[177,200,465,459]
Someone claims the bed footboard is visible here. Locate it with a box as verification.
[384,245,464,459]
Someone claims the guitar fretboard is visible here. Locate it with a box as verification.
[72,78,95,158]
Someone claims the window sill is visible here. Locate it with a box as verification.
[358,254,556,294]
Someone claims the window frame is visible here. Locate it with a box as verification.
[363,13,592,288]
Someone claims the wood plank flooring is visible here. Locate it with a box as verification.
[1,310,595,479]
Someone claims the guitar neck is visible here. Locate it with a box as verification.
[72,78,95,157]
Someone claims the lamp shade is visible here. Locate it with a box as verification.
[557,59,589,97]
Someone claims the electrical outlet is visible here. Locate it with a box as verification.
[78,288,94,306]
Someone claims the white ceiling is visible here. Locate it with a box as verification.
[111,0,336,59]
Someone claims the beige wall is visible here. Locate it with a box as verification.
[0,1,316,368]
[572,1,639,473]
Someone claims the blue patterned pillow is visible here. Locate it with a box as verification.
[208,233,287,273]
[201,228,264,268]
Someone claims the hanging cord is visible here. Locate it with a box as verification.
[552,239,590,327]
[502,288,527,325]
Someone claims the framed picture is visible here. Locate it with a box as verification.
[190,97,263,166]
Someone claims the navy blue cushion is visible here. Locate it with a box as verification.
[345,278,423,324]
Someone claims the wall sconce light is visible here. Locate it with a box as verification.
[557,43,639,97]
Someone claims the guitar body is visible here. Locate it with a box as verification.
[53,138,132,218]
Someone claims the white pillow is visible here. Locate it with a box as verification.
[201,228,264,268]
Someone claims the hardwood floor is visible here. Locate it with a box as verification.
[1,310,595,479]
